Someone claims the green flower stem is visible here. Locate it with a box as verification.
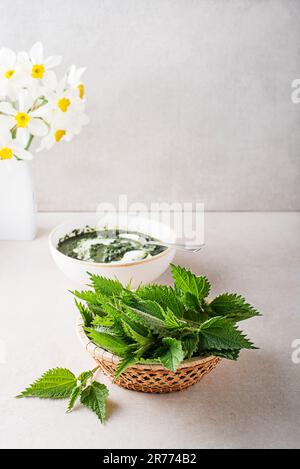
[25,134,34,151]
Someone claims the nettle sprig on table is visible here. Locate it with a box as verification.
[18,265,261,424]
[0,42,88,161]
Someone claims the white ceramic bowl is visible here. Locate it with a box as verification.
[49,214,176,288]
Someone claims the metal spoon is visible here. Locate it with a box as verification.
[119,234,205,253]
[141,239,205,253]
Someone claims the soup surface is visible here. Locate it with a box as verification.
[57,226,167,263]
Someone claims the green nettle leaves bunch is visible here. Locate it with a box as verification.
[18,265,260,424]
[76,264,260,376]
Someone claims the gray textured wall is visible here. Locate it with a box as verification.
[1,0,300,211]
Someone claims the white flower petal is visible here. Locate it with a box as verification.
[25,80,42,100]
[75,67,86,83]
[68,64,76,77]
[30,41,43,64]
[0,115,15,130]
[44,55,62,69]
[60,73,68,90]
[17,51,31,70]
[28,118,48,136]
[0,128,12,144]
[16,127,30,147]
[42,70,57,90]
[0,101,16,115]
[12,144,33,160]
[18,89,34,112]
[30,105,50,119]
[56,78,67,95]
[67,65,86,86]
[0,47,16,69]
[36,134,54,152]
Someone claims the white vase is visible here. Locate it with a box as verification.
[0,160,37,240]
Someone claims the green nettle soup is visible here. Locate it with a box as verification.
[57,227,167,264]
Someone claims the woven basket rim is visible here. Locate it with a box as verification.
[76,317,218,370]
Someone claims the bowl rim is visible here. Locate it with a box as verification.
[77,317,218,370]
[48,216,176,268]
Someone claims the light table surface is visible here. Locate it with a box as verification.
[0,212,299,449]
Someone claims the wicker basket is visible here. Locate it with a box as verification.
[77,319,221,393]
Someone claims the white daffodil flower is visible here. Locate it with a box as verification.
[37,109,89,152]
[36,73,88,152]
[0,48,24,100]
[44,73,84,120]
[0,129,32,161]
[0,90,49,147]
[19,41,62,90]
[36,125,72,151]
[66,64,86,100]
[0,42,87,160]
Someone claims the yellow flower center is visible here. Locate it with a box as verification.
[54,130,66,142]
[5,69,14,79]
[78,83,85,99]
[57,97,71,112]
[0,147,13,160]
[15,112,30,128]
[31,64,45,79]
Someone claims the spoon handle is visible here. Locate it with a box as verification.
[147,240,205,253]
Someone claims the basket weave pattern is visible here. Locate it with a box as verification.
[77,319,221,393]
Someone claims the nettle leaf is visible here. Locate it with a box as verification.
[120,289,139,307]
[199,317,256,351]
[17,368,76,399]
[184,296,209,323]
[208,348,241,361]
[183,308,202,323]
[17,366,109,425]
[196,276,211,299]
[72,289,99,305]
[171,264,199,297]
[137,357,162,365]
[162,307,185,330]
[182,334,199,358]
[134,299,165,320]
[88,274,123,297]
[67,385,81,413]
[170,264,210,300]
[74,299,93,327]
[114,355,138,380]
[77,370,94,386]
[184,292,200,310]
[138,285,185,318]
[80,382,109,423]
[121,320,152,346]
[72,290,105,318]
[98,297,124,319]
[85,328,133,357]
[124,306,170,337]
[120,310,150,337]
[159,338,185,372]
[209,293,261,322]
[92,315,114,327]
